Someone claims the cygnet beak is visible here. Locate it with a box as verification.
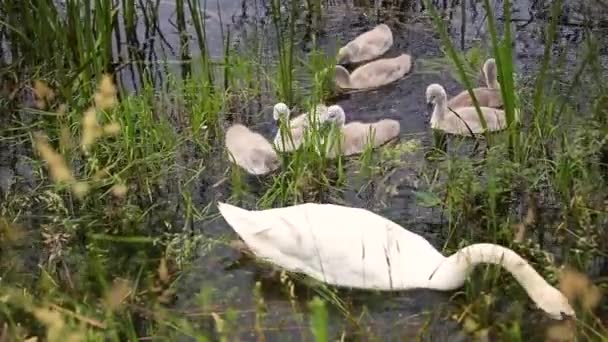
[426,101,434,113]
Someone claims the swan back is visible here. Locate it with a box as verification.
[340,120,401,156]
[337,24,393,64]
[217,202,445,290]
[225,124,280,175]
[338,54,412,90]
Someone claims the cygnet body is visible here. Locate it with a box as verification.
[334,54,412,90]
[337,24,393,64]
[320,105,400,157]
[426,83,507,135]
[225,124,280,175]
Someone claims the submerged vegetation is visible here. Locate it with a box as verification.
[0,0,606,340]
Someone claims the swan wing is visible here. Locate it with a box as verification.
[345,24,393,63]
[447,88,503,109]
[218,202,445,290]
[442,107,506,134]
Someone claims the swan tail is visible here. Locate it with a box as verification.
[217,202,270,236]
[372,120,400,145]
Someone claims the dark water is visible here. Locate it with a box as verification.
[2,0,607,340]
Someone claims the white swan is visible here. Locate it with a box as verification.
[334,54,412,90]
[447,58,503,109]
[337,24,393,64]
[319,105,400,157]
[427,83,507,135]
[217,202,575,320]
[272,103,328,152]
[225,124,280,176]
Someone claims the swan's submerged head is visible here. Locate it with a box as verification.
[532,285,576,320]
[425,83,447,112]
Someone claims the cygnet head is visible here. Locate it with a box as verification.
[273,102,290,121]
[337,44,357,64]
[533,285,575,320]
[426,83,448,112]
[322,105,346,127]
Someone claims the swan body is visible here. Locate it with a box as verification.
[447,58,503,109]
[337,24,393,64]
[334,54,412,90]
[225,124,280,175]
[427,83,507,135]
[272,103,328,152]
[320,105,400,157]
[217,201,575,320]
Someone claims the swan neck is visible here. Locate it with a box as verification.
[484,64,499,89]
[430,96,447,126]
[428,244,552,299]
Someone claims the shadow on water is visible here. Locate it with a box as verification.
[1,0,607,340]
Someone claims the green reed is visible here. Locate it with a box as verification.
[270,0,298,106]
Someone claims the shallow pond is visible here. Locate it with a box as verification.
[2,0,607,340]
[145,1,605,340]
